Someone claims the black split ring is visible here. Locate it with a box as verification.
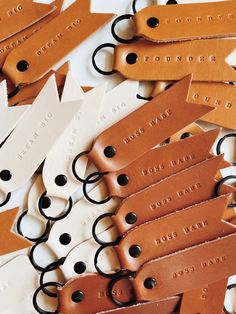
[216,176,236,208]
[16,210,51,242]
[216,133,236,166]
[0,192,11,207]
[33,282,63,314]
[72,151,90,183]
[83,172,112,205]
[132,0,156,14]
[38,191,73,222]
[108,271,136,307]
[92,43,117,76]
[92,213,118,246]
[29,238,49,272]
[111,14,140,44]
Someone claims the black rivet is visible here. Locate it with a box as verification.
[16,60,29,72]
[71,291,84,303]
[181,132,192,139]
[117,174,129,186]
[129,245,142,258]
[167,0,178,4]
[147,17,159,28]
[125,212,137,225]
[59,233,71,245]
[55,175,67,186]
[104,146,116,158]
[74,262,86,274]
[144,278,157,289]
[0,170,12,181]
[126,53,138,65]
[41,196,51,209]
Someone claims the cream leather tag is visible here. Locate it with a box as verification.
[60,227,119,281]
[0,0,56,42]
[0,81,29,143]
[46,183,119,258]
[0,75,81,202]
[0,256,39,314]
[42,73,106,199]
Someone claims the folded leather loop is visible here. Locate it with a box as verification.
[29,237,49,272]
[38,192,73,221]
[224,284,236,314]
[40,257,66,298]
[113,39,236,81]
[16,210,51,242]
[108,232,236,305]
[88,76,213,173]
[92,43,117,76]
[217,133,236,166]
[33,282,63,314]
[111,15,140,44]
[111,155,232,236]
[133,1,236,42]
[216,176,236,208]
[2,1,115,86]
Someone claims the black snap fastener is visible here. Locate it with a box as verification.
[129,245,142,258]
[126,53,138,64]
[181,132,192,139]
[74,261,86,274]
[125,212,137,225]
[41,196,51,209]
[59,233,71,245]
[117,174,129,186]
[0,170,12,181]
[144,278,157,289]
[71,291,85,303]
[55,175,67,186]
[104,146,116,158]
[16,60,29,72]
[147,17,159,28]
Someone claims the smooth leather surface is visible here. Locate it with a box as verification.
[89,76,212,173]
[115,196,235,271]
[132,232,236,301]
[0,208,31,255]
[114,39,236,81]
[112,155,233,236]
[104,129,218,198]
[168,123,204,143]
[3,0,115,85]
[134,1,236,42]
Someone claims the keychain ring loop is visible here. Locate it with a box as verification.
[216,175,236,208]
[83,172,112,205]
[111,14,140,44]
[40,257,66,298]
[33,282,63,314]
[108,271,136,307]
[29,238,50,271]
[224,284,236,314]
[92,43,117,76]
[136,94,153,101]
[0,192,11,207]
[38,192,73,222]
[217,133,236,166]
[92,213,118,246]
[17,210,51,242]
[94,244,122,279]
[132,0,157,14]
[72,151,90,183]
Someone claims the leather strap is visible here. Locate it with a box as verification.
[168,123,204,143]
[131,232,236,301]
[179,279,228,314]
[0,207,31,255]
[2,0,115,86]
[113,39,236,81]
[112,155,233,236]
[89,75,212,173]
[0,0,64,68]
[133,1,236,42]
[57,273,134,314]
[0,0,56,42]
[97,297,180,314]
[104,128,218,198]
[115,196,235,271]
